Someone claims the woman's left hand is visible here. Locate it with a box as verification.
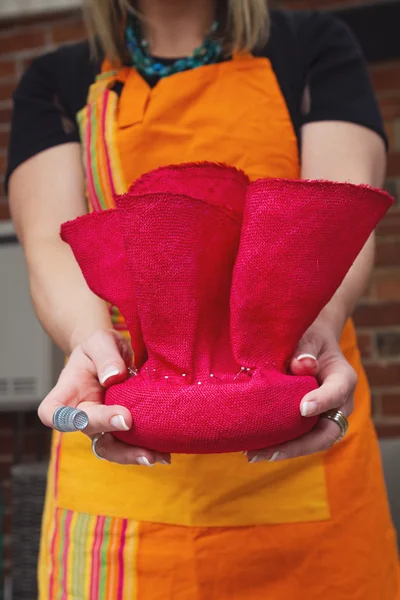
[246,317,357,463]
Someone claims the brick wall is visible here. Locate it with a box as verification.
[0,0,399,584]
[280,0,400,434]
[0,9,85,215]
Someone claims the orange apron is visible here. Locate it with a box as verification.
[39,55,399,599]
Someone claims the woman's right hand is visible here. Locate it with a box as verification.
[38,329,171,466]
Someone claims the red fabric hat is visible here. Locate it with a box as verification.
[61,164,392,454]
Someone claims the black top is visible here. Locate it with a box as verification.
[6,9,386,187]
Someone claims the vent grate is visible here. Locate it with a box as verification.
[0,378,8,395]
[12,377,37,396]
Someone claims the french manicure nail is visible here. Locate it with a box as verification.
[296,354,317,362]
[269,452,281,462]
[137,457,154,467]
[249,455,266,464]
[301,401,318,417]
[109,415,129,431]
[100,367,120,385]
[158,459,171,465]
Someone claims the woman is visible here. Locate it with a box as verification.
[7,0,399,597]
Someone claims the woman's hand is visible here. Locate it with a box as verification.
[38,329,171,467]
[246,316,357,463]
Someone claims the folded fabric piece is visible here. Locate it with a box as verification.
[61,163,392,453]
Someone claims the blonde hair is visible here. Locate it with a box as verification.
[83,0,269,66]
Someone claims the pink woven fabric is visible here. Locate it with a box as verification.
[61,163,392,453]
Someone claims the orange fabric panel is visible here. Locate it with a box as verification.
[136,463,398,600]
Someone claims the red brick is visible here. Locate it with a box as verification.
[383,179,399,205]
[374,270,400,300]
[51,21,87,44]
[377,210,400,236]
[0,129,10,149]
[0,10,80,30]
[0,31,46,55]
[385,121,395,151]
[357,331,374,358]
[379,95,400,121]
[364,363,400,386]
[370,392,380,417]
[370,62,400,93]
[0,60,16,78]
[387,152,400,177]
[375,423,400,438]
[382,393,400,416]
[0,106,12,126]
[376,239,400,267]
[354,302,400,327]
[376,332,400,357]
[0,203,10,220]
[0,81,15,102]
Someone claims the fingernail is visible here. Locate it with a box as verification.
[268,452,283,462]
[249,455,265,464]
[296,354,317,362]
[137,457,154,467]
[158,459,171,465]
[109,415,129,431]
[100,367,120,385]
[301,401,318,417]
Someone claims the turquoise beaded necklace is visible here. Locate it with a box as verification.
[125,16,222,79]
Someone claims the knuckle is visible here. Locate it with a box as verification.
[85,330,115,356]
[335,380,351,400]
[90,404,110,430]
[91,330,109,344]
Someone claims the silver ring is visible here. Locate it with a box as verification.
[53,406,89,432]
[91,432,105,460]
[321,409,349,443]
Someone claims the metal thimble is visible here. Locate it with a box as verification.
[53,406,89,432]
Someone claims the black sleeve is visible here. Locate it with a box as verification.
[6,41,98,190]
[299,12,386,143]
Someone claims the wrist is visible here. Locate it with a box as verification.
[316,298,348,341]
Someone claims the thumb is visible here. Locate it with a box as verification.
[290,337,319,377]
[81,330,132,387]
